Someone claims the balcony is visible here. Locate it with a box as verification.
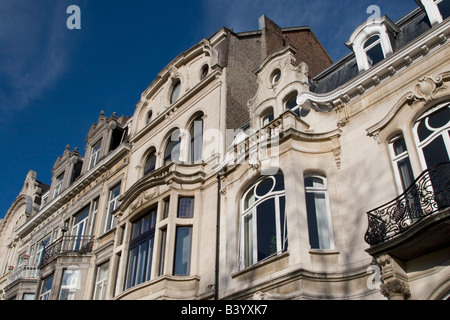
[365,162,450,260]
[5,265,40,289]
[39,235,95,267]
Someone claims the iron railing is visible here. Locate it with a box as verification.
[365,162,450,246]
[40,235,94,267]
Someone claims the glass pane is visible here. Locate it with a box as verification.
[42,274,54,293]
[144,153,156,175]
[427,106,450,130]
[366,42,385,66]
[438,0,450,19]
[190,119,203,162]
[244,213,254,267]
[286,96,297,110]
[305,177,324,188]
[135,242,148,285]
[256,198,277,262]
[174,227,192,276]
[178,197,194,218]
[417,120,433,142]
[127,247,138,288]
[280,196,287,250]
[306,192,332,250]
[364,35,380,49]
[146,238,154,282]
[164,131,181,164]
[255,177,274,198]
[170,81,181,104]
[97,262,109,282]
[422,134,450,168]
[393,137,407,156]
[397,158,415,191]
[244,188,255,211]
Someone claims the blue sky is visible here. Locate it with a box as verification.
[0,0,419,219]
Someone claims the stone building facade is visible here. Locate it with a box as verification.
[0,0,449,300]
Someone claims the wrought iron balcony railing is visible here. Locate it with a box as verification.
[365,162,450,246]
[40,235,94,267]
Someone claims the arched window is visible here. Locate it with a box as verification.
[420,0,450,26]
[144,150,157,176]
[164,129,181,165]
[363,35,385,67]
[146,110,153,125]
[285,93,310,118]
[414,103,450,169]
[261,107,274,127]
[188,117,204,163]
[240,173,287,268]
[200,65,209,80]
[389,134,415,192]
[170,80,181,104]
[304,175,334,250]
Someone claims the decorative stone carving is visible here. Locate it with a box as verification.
[376,254,410,300]
[406,75,445,104]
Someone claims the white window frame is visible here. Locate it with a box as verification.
[104,183,121,232]
[59,268,80,300]
[239,174,287,269]
[388,135,415,193]
[304,175,335,251]
[89,140,102,170]
[413,103,450,171]
[53,173,64,198]
[420,0,446,26]
[93,262,109,300]
[39,274,54,300]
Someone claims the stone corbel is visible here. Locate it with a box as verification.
[334,99,349,128]
[376,254,410,300]
[330,135,342,170]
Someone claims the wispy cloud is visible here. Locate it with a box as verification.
[0,1,70,113]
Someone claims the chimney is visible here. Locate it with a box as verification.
[259,15,285,59]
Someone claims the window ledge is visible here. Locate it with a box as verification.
[232,251,290,279]
[309,249,340,255]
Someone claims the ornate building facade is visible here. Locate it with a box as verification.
[1,0,449,300]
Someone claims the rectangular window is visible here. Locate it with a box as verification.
[304,176,334,250]
[105,183,121,232]
[89,140,102,169]
[94,262,109,300]
[125,209,157,289]
[22,293,35,300]
[59,268,80,300]
[39,274,54,300]
[53,173,64,197]
[89,197,100,235]
[173,226,192,276]
[177,197,194,218]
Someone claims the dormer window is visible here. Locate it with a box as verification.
[89,140,102,169]
[419,0,450,26]
[53,173,64,198]
[261,107,274,127]
[346,16,399,72]
[363,35,385,67]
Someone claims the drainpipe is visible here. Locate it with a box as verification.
[215,172,222,300]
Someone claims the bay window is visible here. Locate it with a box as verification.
[125,209,157,289]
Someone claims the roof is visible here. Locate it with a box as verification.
[312,6,432,94]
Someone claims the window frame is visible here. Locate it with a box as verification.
[304,174,335,251]
[89,139,102,170]
[53,172,65,198]
[93,261,109,300]
[104,183,121,232]
[388,134,415,193]
[58,268,80,300]
[239,173,287,269]
[125,208,157,289]
[188,117,204,163]
[163,129,181,165]
[413,103,450,170]
[170,79,181,104]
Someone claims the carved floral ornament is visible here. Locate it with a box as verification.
[406,75,445,104]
